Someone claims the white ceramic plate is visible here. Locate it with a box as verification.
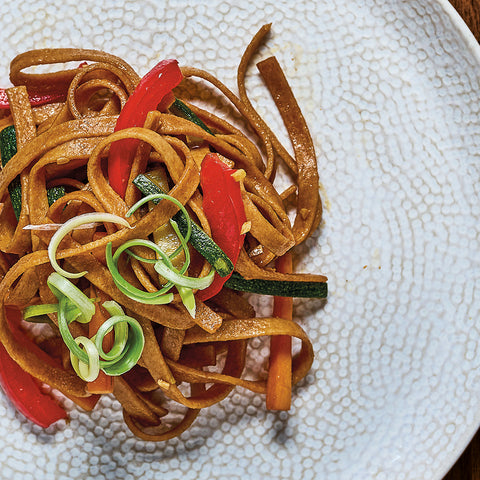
[0,1,479,479]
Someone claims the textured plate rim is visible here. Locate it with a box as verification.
[427,3,480,478]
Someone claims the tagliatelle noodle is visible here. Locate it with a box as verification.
[2,86,37,255]
[28,138,103,224]
[236,23,298,179]
[256,55,323,245]
[9,48,140,94]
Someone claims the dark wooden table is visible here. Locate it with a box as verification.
[442,2,480,478]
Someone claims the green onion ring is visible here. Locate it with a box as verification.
[110,193,211,317]
[23,303,59,318]
[177,286,196,318]
[105,242,175,304]
[70,336,100,382]
[96,315,145,376]
[23,298,97,322]
[94,301,128,361]
[118,222,191,278]
[48,212,131,279]
[47,272,95,324]
[44,277,145,380]
[126,193,192,248]
[57,295,144,375]
[102,299,126,317]
[113,238,173,270]
[57,296,89,364]
[154,261,215,289]
[169,219,191,268]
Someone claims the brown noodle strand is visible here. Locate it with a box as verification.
[160,327,185,362]
[0,116,117,202]
[135,314,177,385]
[3,87,37,255]
[112,376,161,425]
[10,48,140,94]
[236,23,297,178]
[122,383,204,442]
[66,62,129,119]
[257,55,323,244]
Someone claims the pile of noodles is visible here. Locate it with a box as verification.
[0,24,326,440]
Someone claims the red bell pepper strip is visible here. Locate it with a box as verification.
[196,153,247,301]
[0,344,67,428]
[0,308,67,428]
[0,88,66,109]
[107,59,183,198]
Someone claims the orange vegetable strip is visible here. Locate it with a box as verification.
[266,252,293,410]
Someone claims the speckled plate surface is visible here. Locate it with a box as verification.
[0,1,479,479]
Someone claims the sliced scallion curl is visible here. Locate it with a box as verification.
[41,275,145,381]
[118,219,192,279]
[115,193,214,316]
[70,336,100,382]
[57,295,89,364]
[48,212,131,279]
[154,261,215,290]
[23,303,58,325]
[117,230,212,318]
[105,242,175,305]
[102,299,126,316]
[106,233,199,316]
[116,236,189,278]
[113,239,174,271]
[95,314,145,376]
[47,272,95,324]
[177,286,196,318]
[136,218,201,317]
[23,303,59,318]
[126,193,192,251]
[122,250,158,264]
[55,287,144,376]
[123,220,190,270]
[125,193,193,274]
[94,300,128,361]
[169,219,191,267]
[23,297,97,322]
